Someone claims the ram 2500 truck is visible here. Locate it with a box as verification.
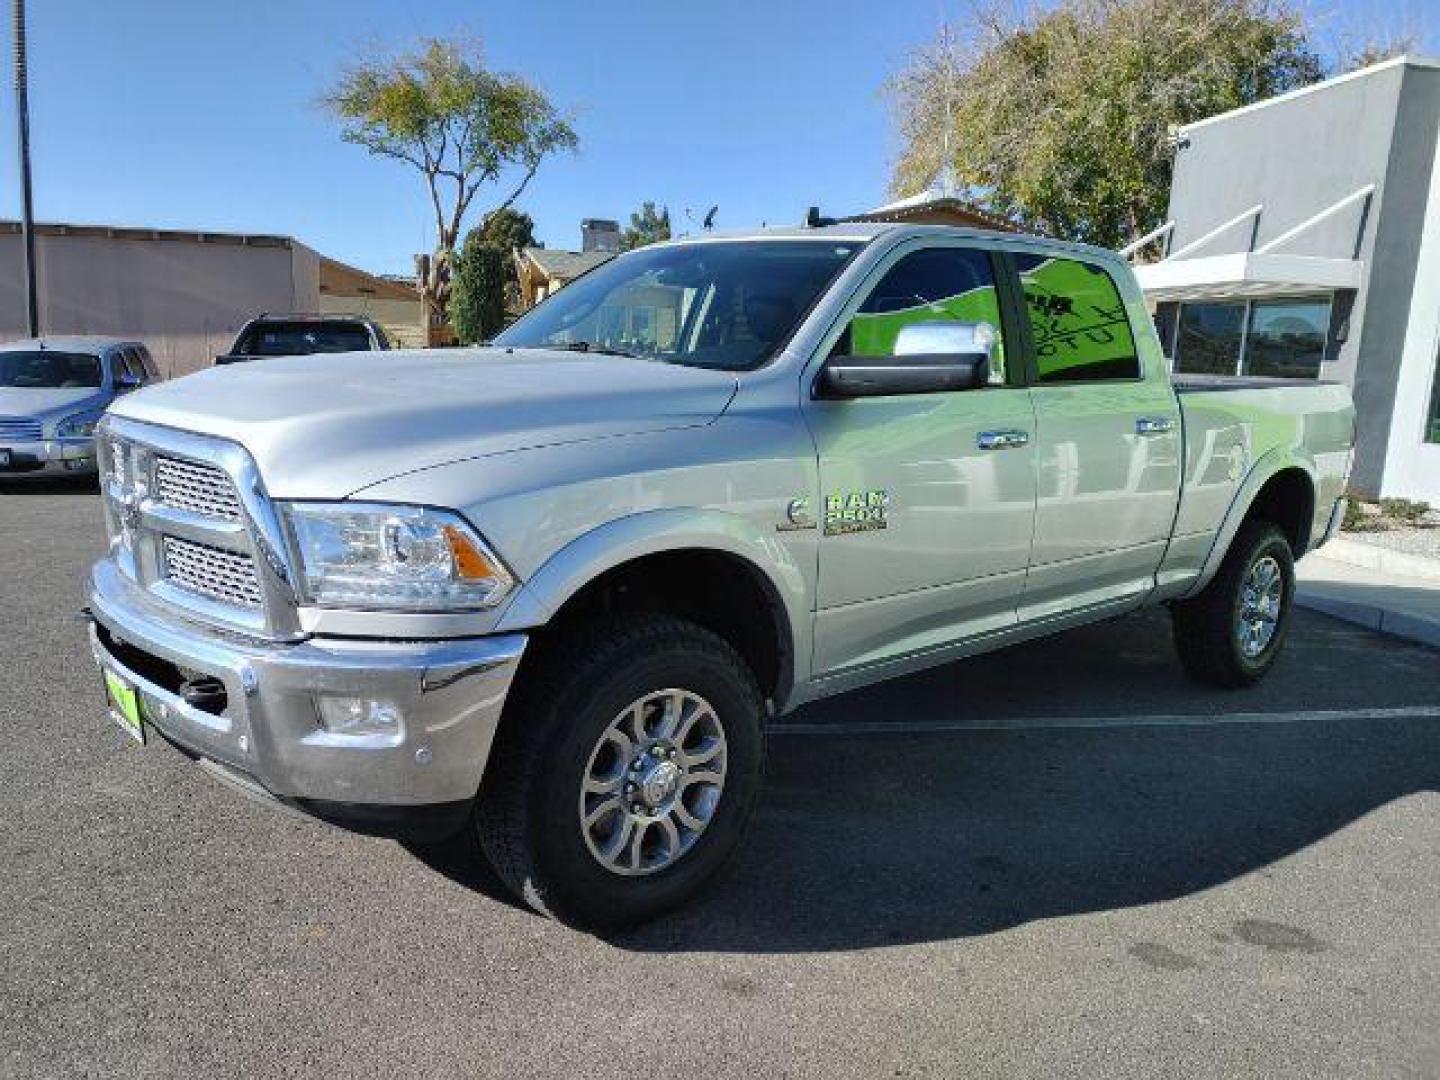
[85,224,1355,928]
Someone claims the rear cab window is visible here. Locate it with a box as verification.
[1011,253,1141,383]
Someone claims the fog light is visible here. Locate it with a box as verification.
[64,458,93,472]
[316,696,403,737]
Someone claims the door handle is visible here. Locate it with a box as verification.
[977,430,1030,450]
[1135,416,1175,436]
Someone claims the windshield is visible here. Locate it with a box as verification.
[493,240,862,370]
[0,351,103,389]
[234,322,373,356]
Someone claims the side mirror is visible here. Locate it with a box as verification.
[816,321,995,399]
[115,372,143,391]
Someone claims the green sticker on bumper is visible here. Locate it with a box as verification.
[104,669,143,739]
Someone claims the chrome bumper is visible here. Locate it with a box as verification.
[0,437,97,475]
[86,558,527,809]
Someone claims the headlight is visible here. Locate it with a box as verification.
[280,502,513,611]
[56,411,102,438]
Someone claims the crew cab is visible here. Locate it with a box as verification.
[84,224,1354,929]
[214,313,389,364]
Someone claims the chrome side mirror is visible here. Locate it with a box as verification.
[892,320,998,359]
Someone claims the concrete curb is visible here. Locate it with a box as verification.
[1296,587,1440,650]
[1321,536,1440,582]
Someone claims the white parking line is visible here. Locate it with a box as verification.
[770,704,1440,736]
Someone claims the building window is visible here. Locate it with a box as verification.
[1427,339,1440,445]
[1173,296,1331,379]
[1245,299,1330,378]
[1175,302,1245,375]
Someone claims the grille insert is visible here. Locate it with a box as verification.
[154,456,242,520]
[0,416,44,441]
[162,537,263,608]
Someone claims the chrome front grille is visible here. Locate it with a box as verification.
[98,419,297,638]
[0,416,43,441]
[154,455,242,520]
[162,537,264,608]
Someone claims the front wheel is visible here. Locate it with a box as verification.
[476,614,765,930]
[1171,521,1296,688]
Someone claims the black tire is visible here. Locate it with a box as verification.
[1171,520,1296,688]
[476,614,766,930]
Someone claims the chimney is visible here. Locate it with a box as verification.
[581,218,620,253]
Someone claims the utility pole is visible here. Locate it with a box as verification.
[14,0,39,337]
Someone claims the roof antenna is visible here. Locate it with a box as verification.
[805,206,836,228]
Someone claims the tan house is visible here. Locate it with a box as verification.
[0,221,425,376]
[317,256,425,349]
[0,221,320,377]
[513,247,615,308]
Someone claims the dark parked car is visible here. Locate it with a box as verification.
[215,314,390,365]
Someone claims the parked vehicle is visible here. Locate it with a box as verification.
[0,337,157,477]
[214,313,390,364]
[84,224,1355,928]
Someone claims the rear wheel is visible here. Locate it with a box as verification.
[476,614,765,930]
[1171,521,1296,688]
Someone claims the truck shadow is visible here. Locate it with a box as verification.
[614,709,1440,953]
[409,608,1440,949]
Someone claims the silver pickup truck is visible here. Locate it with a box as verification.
[85,224,1354,928]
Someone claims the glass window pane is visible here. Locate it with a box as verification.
[1175,303,1244,375]
[1012,253,1141,382]
[1427,341,1440,445]
[849,247,1008,382]
[1245,298,1329,379]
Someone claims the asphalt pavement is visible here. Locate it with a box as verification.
[2,477,1438,1079]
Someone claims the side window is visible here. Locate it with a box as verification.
[122,348,147,382]
[135,346,159,379]
[847,246,1007,383]
[1012,253,1141,382]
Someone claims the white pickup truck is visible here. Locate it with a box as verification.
[86,224,1354,928]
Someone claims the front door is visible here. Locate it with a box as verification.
[805,242,1038,677]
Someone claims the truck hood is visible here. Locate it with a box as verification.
[0,387,110,424]
[109,347,740,497]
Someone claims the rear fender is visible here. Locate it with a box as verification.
[1181,446,1317,599]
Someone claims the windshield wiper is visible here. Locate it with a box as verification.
[552,341,640,359]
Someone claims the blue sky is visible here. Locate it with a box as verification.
[2,0,1436,276]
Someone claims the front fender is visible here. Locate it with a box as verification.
[493,507,812,697]
[1182,444,1317,599]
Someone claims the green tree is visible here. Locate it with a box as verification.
[477,207,536,254]
[322,38,576,320]
[620,202,672,250]
[450,232,509,344]
[451,207,536,337]
[888,0,1324,247]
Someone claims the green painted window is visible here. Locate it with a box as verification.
[847,247,1007,382]
[1012,254,1141,382]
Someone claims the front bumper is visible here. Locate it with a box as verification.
[86,557,527,827]
[0,436,97,476]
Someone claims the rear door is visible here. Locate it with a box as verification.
[805,240,1038,676]
[1006,251,1182,621]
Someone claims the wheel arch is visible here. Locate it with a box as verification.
[1184,448,1318,599]
[494,509,809,711]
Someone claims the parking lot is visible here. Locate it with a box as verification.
[2,478,1438,1079]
